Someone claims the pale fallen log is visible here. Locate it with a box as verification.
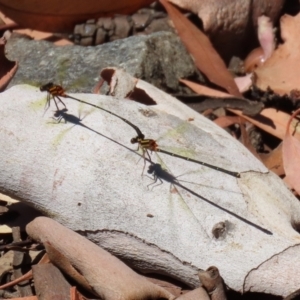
[0,83,300,296]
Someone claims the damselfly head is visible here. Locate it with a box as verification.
[53,108,68,117]
[40,82,54,92]
[131,137,139,144]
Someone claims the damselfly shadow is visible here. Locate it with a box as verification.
[146,162,272,236]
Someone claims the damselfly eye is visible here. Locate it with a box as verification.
[40,82,53,92]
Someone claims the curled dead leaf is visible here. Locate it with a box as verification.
[198,266,227,300]
[0,38,17,91]
[244,47,265,72]
[26,217,175,300]
[255,13,300,95]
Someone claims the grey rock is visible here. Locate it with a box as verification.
[6,31,200,94]
[79,37,94,47]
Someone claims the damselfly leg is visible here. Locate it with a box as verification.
[40,83,67,111]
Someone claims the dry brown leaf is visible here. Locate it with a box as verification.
[282,109,300,194]
[255,13,300,95]
[230,108,300,141]
[27,217,175,300]
[244,48,264,72]
[234,74,253,93]
[0,10,14,25]
[0,22,18,32]
[260,143,284,176]
[11,29,73,45]
[70,286,86,300]
[0,0,154,32]
[0,38,17,91]
[146,277,182,297]
[160,0,241,97]
[12,29,52,40]
[180,79,300,141]
[175,288,210,300]
[214,116,240,128]
[215,107,300,160]
[7,297,37,300]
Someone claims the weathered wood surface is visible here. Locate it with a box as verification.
[0,84,300,296]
